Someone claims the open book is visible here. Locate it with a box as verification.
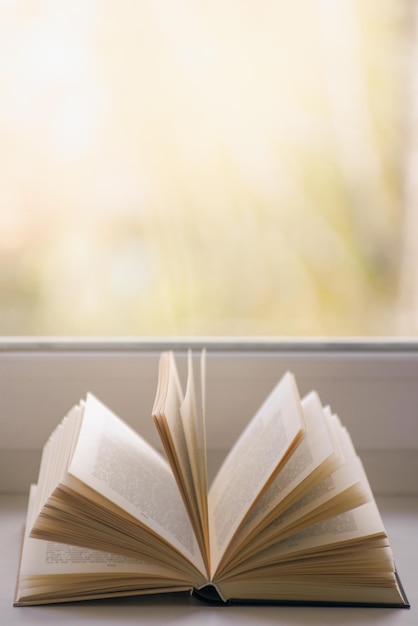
[14,351,409,608]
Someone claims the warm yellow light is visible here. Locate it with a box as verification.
[0,1,407,335]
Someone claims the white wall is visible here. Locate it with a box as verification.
[1,339,417,495]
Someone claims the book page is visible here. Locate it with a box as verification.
[179,351,209,550]
[220,392,336,563]
[20,486,182,579]
[220,408,372,574]
[152,351,209,570]
[222,436,371,572]
[28,402,85,528]
[224,500,389,576]
[152,352,194,510]
[208,372,305,573]
[67,393,203,571]
[244,396,367,538]
[16,486,195,606]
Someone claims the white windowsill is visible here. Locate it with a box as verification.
[1,339,418,495]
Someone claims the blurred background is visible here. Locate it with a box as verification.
[0,0,417,337]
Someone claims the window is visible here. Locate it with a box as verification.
[0,0,414,336]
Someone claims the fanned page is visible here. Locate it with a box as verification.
[215,391,338,572]
[179,351,209,556]
[152,351,209,572]
[208,372,305,574]
[214,393,372,577]
[30,393,206,579]
[213,496,406,606]
[218,499,391,576]
[15,486,193,606]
